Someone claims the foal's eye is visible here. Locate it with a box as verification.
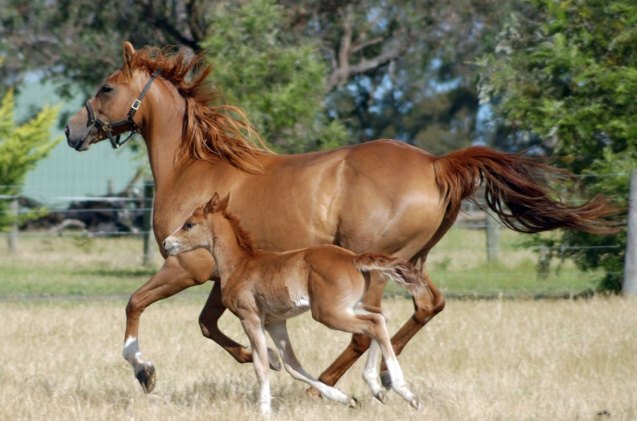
[183,222,195,230]
[100,84,114,94]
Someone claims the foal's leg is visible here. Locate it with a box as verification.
[239,313,272,415]
[123,253,212,393]
[315,306,420,409]
[380,269,445,388]
[199,281,281,370]
[362,338,386,403]
[369,314,421,409]
[314,271,386,389]
[266,321,357,407]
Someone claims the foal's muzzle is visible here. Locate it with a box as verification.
[162,236,181,256]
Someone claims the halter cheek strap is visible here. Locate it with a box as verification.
[85,69,162,149]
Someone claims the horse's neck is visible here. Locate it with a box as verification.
[210,217,250,282]
[141,84,187,190]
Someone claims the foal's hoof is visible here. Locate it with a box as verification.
[409,396,422,411]
[374,390,387,404]
[305,386,322,400]
[135,362,156,394]
[267,347,281,371]
[380,370,392,390]
[348,397,360,409]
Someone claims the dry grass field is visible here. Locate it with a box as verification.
[1,296,635,420]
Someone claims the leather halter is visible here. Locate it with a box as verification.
[85,69,161,149]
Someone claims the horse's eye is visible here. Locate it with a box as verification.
[184,222,195,230]
[100,84,114,94]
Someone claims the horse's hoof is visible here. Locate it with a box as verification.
[374,390,387,404]
[380,370,392,390]
[348,396,360,409]
[409,396,422,411]
[305,386,322,400]
[267,347,281,371]
[135,362,156,393]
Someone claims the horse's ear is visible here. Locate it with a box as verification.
[204,193,220,214]
[122,41,136,70]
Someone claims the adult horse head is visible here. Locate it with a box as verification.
[65,44,161,151]
[64,41,618,398]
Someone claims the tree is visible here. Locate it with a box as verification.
[0,90,60,229]
[479,0,637,291]
[0,0,212,95]
[202,0,347,152]
[284,0,512,151]
[2,0,511,155]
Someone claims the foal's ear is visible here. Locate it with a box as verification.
[204,192,231,214]
[204,193,220,214]
[218,193,231,211]
[122,41,136,70]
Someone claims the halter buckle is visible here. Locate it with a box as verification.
[131,99,142,111]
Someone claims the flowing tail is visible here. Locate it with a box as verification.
[354,254,425,296]
[432,147,619,234]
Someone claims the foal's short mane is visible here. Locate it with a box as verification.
[221,210,256,255]
[122,46,272,174]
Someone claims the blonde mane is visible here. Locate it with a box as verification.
[122,46,272,174]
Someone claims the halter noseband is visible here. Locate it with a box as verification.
[85,69,161,149]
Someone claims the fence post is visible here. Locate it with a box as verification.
[142,179,154,267]
[8,198,18,253]
[486,211,500,263]
[623,169,637,295]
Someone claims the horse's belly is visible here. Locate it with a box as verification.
[263,295,310,324]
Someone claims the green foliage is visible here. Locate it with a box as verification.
[202,0,347,152]
[0,90,60,229]
[479,0,637,291]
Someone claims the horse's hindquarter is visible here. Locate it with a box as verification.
[332,141,446,258]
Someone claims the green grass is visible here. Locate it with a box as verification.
[0,234,211,298]
[0,227,604,298]
[388,227,603,298]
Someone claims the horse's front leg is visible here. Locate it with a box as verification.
[199,281,282,370]
[123,251,212,393]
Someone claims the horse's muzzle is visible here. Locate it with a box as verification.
[65,123,96,151]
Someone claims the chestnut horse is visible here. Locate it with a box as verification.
[64,42,616,394]
[164,192,425,414]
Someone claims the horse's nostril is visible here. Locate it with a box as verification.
[64,125,70,138]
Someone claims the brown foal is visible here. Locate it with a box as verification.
[163,193,425,414]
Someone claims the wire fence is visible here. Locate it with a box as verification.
[0,172,629,297]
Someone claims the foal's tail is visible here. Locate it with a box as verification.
[354,254,424,296]
[432,146,619,234]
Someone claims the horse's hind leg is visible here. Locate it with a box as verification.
[266,321,356,407]
[380,269,445,388]
[123,253,211,393]
[198,281,281,370]
[362,333,385,403]
[316,305,420,409]
[314,271,386,390]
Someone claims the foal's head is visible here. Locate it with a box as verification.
[163,193,230,256]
